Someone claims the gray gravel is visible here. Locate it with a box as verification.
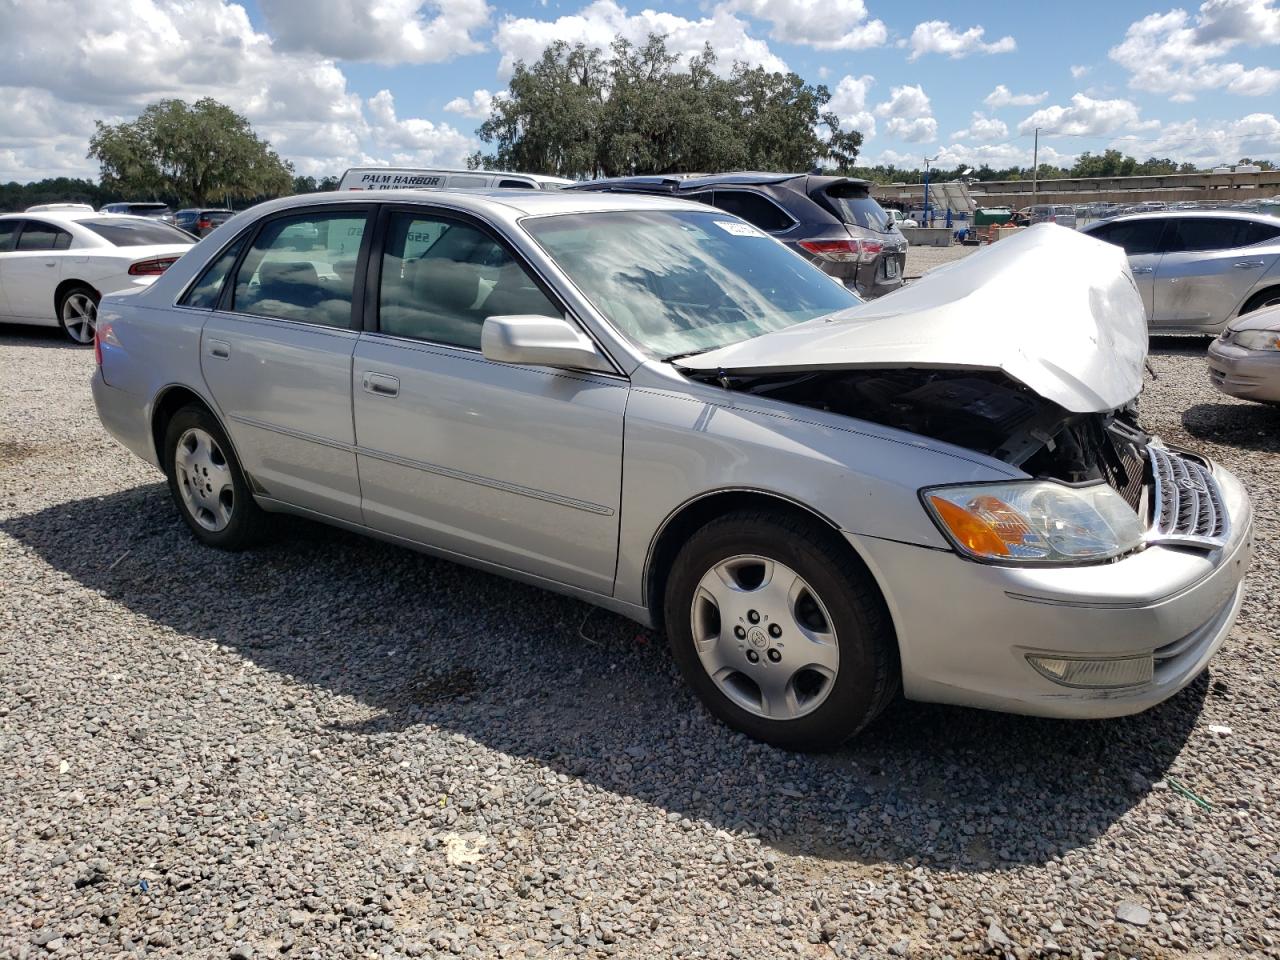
[2,320,1278,960]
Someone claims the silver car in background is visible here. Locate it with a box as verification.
[91,193,1253,749]
[1081,210,1280,333]
[1208,303,1280,404]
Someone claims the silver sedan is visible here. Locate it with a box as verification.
[1209,303,1280,404]
[92,193,1253,749]
[1080,210,1280,334]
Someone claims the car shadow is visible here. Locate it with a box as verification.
[1148,334,1213,356]
[2,483,1209,872]
[1182,401,1280,453]
[0,324,82,348]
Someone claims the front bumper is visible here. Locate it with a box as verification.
[1207,338,1280,404]
[848,462,1253,719]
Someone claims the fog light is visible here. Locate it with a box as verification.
[1027,654,1153,689]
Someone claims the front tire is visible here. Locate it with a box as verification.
[162,405,267,550]
[663,510,899,750]
[57,285,99,345]
[1239,287,1280,318]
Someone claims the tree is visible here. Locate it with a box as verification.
[1237,158,1276,170]
[88,98,294,206]
[474,34,861,177]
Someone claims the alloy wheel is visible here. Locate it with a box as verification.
[174,427,235,531]
[689,554,840,721]
[60,292,97,344]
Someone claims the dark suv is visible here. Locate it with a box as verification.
[568,172,907,298]
[174,208,234,237]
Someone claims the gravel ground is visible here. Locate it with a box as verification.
[903,241,977,279]
[1,319,1278,960]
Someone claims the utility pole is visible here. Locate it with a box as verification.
[923,154,938,226]
[1031,127,1040,206]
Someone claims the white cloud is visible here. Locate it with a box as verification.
[950,112,1008,142]
[444,89,498,120]
[0,0,473,182]
[983,84,1047,108]
[366,90,476,165]
[259,0,491,64]
[1110,0,1280,99]
[871,141,1076,170]
[1017,93,1159,137]
[1070,64,1091,79]
[493,0,786,78]
[827,74,876,138]
[1110,111,1280,165]
[907,20,1016,61]
[725,0,887,50]
[874,84,936,143]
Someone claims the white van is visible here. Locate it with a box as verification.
[337,167,574,192]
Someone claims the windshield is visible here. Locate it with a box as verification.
[81,218,194,246]
[524,210,861,358]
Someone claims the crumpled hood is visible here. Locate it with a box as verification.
[677,224,1149,413]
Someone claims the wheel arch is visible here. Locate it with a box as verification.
[149,385,244,483]
[1238,283,1280,318]
[53,278,101,314]
[643,488,892,634]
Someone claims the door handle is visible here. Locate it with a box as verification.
[362,372,400,397]
[1233,260,1265,269]
[44,261,56,267]
[1131,266,1153,274]
[207,339,230,360]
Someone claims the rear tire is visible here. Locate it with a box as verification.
[162,405,267,550]
[56,285,99,345]
[663,510,899,750]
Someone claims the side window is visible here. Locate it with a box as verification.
[1243,220,1280,246]
[711,191,794,232]
[0,221,20,252]
[685,192,716,206]
[378,211,559,349]
[1096,219,1165,255]
[447,175,488,188]
[181,235,248,308]
[1168,218,1249,253]
[16,222,72,251]
[497,179,533,189]
[230,212,366,326]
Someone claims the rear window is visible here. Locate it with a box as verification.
[81,218,194,246]
[126,204,171,215]
[817,185,891,232]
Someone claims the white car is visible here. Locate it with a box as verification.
[886,209,918,229]
[0,211,195,343]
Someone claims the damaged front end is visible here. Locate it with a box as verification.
[677,226,1228,556]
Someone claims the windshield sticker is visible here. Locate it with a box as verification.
[713,220,764,238]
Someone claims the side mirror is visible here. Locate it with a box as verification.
[481,315,614,373]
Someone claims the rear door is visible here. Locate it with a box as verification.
[1087,219,1169,319]
[2,219,73,319]
[1154,218,1280,329]
[198,206,372,522]
[351,205,626,593]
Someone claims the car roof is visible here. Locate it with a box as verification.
[341,166,575,186]
[0,210,169,225]
[235,188,711,220]
[574,171,874,192]
[1092,209,1276,224]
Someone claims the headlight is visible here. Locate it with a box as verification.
[1232,329,1280,351]
[922,481,1145,564]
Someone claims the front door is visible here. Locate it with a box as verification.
[199,207,372,523]
[352,207,626,594]
[1154,217,1279,329]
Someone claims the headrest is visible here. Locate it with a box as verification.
[258,260,320,288]
[409,258,480,312]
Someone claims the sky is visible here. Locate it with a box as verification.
[1,0,1279,183]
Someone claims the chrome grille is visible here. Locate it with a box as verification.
[1147,445,1229,549]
